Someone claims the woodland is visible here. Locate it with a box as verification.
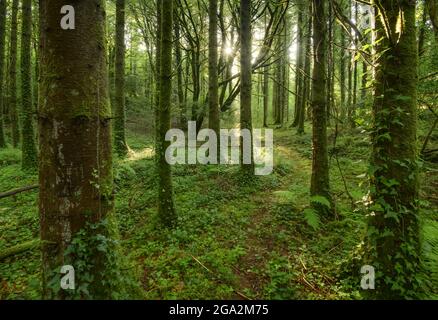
[0,0,437,300]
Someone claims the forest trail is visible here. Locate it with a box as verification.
[230,131,335,299]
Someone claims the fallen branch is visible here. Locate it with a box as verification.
[0,239,40,261]
[0,239,56,261]
[0,185,39,200]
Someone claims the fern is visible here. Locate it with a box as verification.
[273,191,296,204]
[310,195,331,208]
[303,208,321,230]
[422,219,438,298]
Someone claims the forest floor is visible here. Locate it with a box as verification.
[0,124,437,299]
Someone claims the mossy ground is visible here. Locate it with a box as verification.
[0,123,437,299]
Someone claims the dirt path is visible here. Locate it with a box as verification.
[232,132,315,299]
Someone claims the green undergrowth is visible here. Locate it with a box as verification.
[0,123,437,299]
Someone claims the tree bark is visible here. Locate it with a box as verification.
[297,1,312,135]
[311,0,333,214]
[209,0,220,155]
[9,0,20,148]
[367,0,421,299]
[39,0,114,299]
[293,3,304,128]
[114,0,128,156]
[0,0,6,148]
[21,0,38,170]
[157,0,177,226]
[240,0,254,175]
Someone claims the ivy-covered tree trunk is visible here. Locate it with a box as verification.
[208,0,220,155]
[240,0,254,176]
[39,0,115,299]
[0,0,6,148]
[366,0,421,299]
[21,0,38,170]
[9,0,20,148]
[114,0,128,157]
[310,0,332,213]
[157,0,177,226]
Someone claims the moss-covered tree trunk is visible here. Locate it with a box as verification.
[366,0,421,299]
[21,0,38,170]
[310,0,333,213]
[0,0,6,149]
[208,0,220,155]
[9,0,20,148]
[114,0,128,157]
[240,0,254,176]
[39,0,115,299]
[157,0,177,227]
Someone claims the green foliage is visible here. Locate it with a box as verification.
[0,125,436,300]
[310,195,331,208]
[303,208,321,230]
[0,148,21,166]
[46,218,141,300]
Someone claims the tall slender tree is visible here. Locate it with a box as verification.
[297,1,312,135]
[157,0,177,226]
[240,0,254,176]
[208,0,220,156]
[21,0,38,170]
[39,0,115,299]
[114,0,128,156]
[427,0,438,42]
[9,0,20,148]
[310,0,332,213]
[0,0,6,148]
[292,2,304,128]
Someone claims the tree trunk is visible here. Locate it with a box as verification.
[157,0,177,226]
[297,1,312,135]
[340,20,346,120]
[351,1,359,127]
[0,0,6,148]
[209,0,220,156]
[292,4,304,128]
[427,0,438,42]
[240,0,254,175]
[9,0,20,148]
[367,0,421,299]
[174,11,186,130]
[39,0,115,299]
[263,64,269,128]
[21,0,38,170]
[310,0,333,214]
[114,0,128,156]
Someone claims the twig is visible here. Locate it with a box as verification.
[0,185,39,200]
